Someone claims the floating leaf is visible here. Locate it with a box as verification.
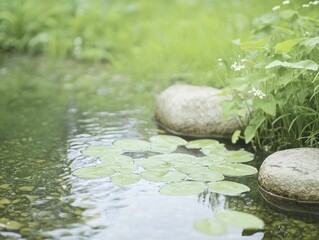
[82,145,123,157]
[111,173,141,186]
[185,139,220,149]
[113,139,150,152]
[189,170,224,182]
[99,154,133,164]
[193,218,227,236]
[195,156,225,166]
[141,170,187,182]
[201,144,227,156]
[207,181,250,195]
[134,158,172,171]
[149,135,187,146]
[222,150,254,163]
[73,166,114,179]
[159,181,206,196]
[150,142,177,153]
[176,165,210,174]
[215,210,264,229]
[209,163,257,176]
[148,153,196,168]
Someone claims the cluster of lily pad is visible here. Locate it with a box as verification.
[73,135,264,236]
[73,135,257,196]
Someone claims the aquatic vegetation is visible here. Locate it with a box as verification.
[73,135,261,237]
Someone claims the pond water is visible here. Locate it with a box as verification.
[0,55,318,240]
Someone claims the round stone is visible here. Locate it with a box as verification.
[154,84,240,138]
[258,148,319,202]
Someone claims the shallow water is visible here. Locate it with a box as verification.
[0,55,318,240]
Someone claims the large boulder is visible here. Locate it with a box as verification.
[154,84,240,138]
[258,148,319,214]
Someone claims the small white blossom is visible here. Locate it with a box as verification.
[282,0,290,5]
[248,87,266,99]
[304,31,311,36]
[302,4,310,7]
[272,5,281,11]
[313,1,319,5]
[241,58,247,62]
[231,61,246,71]
[218,58,223,62]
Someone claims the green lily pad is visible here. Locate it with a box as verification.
[111,173,141,186]
[189,170,224,182]
[209,163,257,177]
[195,156,225,166]
[148,153,196,162]
[73,166,114,179]
[150,142,177,153]
[215,210,264,229]
[134,158,172,171]
[193,218,227,236]
[207,181,250,195]
[222,150,255,163]
[99,154,133,164]
[149,135,187,146]
[175,165,209,174]
[185,139,220,149]
[113,139,150,152]
[100,161,138,173]
[141,170,187,182]
[82,145,123,157]
[159,181,206,196]
[201,145,227,156]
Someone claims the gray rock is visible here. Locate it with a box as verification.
[155,84,240,138]
[258,148,319,202]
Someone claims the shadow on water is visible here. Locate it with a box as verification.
[0,55,318,239]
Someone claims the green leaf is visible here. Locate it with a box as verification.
[73,166,114,179]
[111,173,141,186]
[275,38,301,54]
[159,181,206,196]
[99,154,133,164]
[231,130,241,144]
[215,210,264,229]
[149,135,187,146]
[201,144,227,156]
[195,156,225,166]
[207,181,250,195]
[244,115,266,144]
[209,163,257,176]
[185,139,220,149]
[134,158,172,171]
[189,170,224,182]
[113,139,150,152]
[253,93,277,116]
[150,142,177,153]
[240,37,270,51]
[82,145,123,157]
[222,150,254,163]
[265,60,319,71]
[193,219,227,236]
[141,170,187,182]
[279,10,298,20]
[175,165,210,174]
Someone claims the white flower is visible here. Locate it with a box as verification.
[272,5,281,11]
[248,87,266,99]
[282,0,290,5]
[231,61,246,71]
[302,4,310,7]
[218,58,223,62]
[312,0,319,4]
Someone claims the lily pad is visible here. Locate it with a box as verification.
[148,153,196,162]
[111,173,141,186]
[134,158,172,171]
[141,170,187,182]
[149,135,187,146]
[207,181,250,196]
[82,145,123,157]
[100,161,138,173]
[209,163,257,177]
[73,166,114,179]
[159,181,206,196]
[222,150,255,163]
[113,139,150,152]
[175,165,209,174]
[185,139,220,149]
[195,156,225,166]
[99,154,133,164]
[193,218,227,236]
[215,210,264,229]
[201,145,227,156]
[189,170,224,182]
[150,142,177,153]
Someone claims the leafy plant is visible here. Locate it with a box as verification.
[223,1,319,151]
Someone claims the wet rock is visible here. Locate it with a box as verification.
[155,84,241,138]
[258,148,319,214]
